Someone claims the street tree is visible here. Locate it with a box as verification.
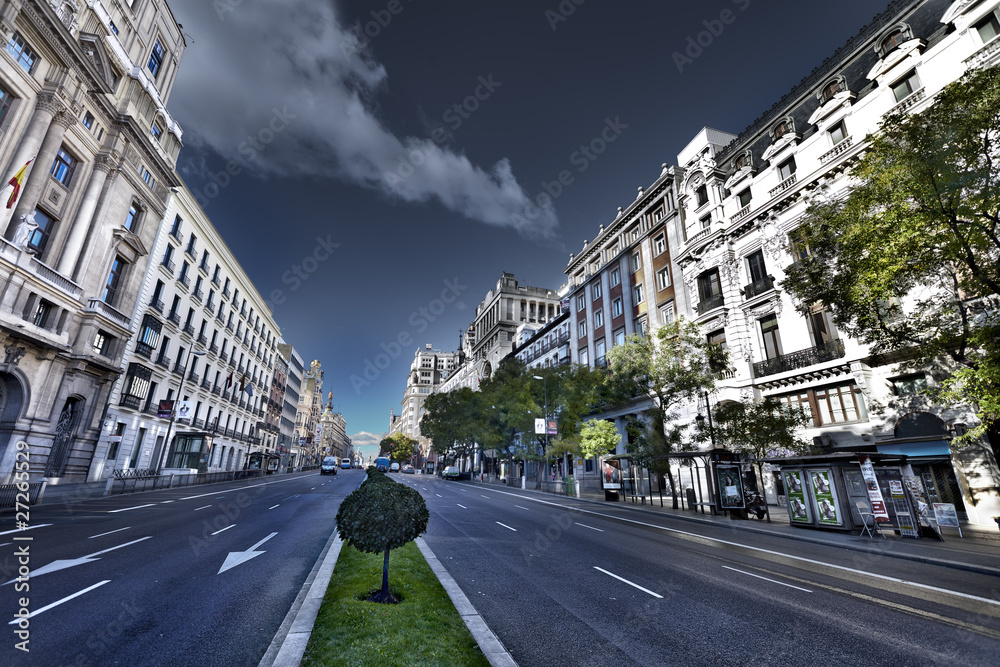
[421,387,481,466]
[579,419,621,460]
[606,320,720,507]
[335,471,429,603]
[782,65,1000,440]
[380,432,418,464]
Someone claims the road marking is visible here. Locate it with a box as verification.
[311,487,316,490]
[108,504,155,513]
[89,527,131,539]
[594,567,663,599]
[575,522,604,532]
[216,496,225,499]
[194,505,212,511]
[177,474,302,501]
[457,504,467,509]
[496,522,517,532]
[159,500,175,504]
[0,543,9,547]
[485,488,1000,610]
[514,505,530,511]
[219,532,278,574]
[8,581,110,624]
[268,504,280,510]
[723,566,813,593]
[435,494,443,498]
[211,525,235,536]
[0,524,51,536]
[4,537,152,584]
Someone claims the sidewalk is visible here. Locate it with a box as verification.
[478,478,1000,576]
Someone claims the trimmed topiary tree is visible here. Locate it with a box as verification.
[335,471,429,603]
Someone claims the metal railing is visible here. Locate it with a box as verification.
[753,339,846,378]
[0,481,47,508]
[106,468,264,496]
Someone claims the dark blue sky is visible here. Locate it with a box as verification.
[165,0,891,450]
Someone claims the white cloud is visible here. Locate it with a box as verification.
[167,0,556,238]
[348,431,383,454]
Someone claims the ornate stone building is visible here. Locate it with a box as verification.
[0,0,185,483]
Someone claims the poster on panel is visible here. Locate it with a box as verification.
[809,469,842,526]
[600,456,622,490]
[783,470,811,523]
[717,464,745,509]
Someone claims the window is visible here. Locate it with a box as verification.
[631,251,642,272]
[738,188,752,208]
[592,282,602,301]
[32,299,51,328]
[881,29,907,56]
[653,234,666,256]
[777,390,814,425]
[707,329,727,371]
[734,153,749,171]
[789,229,812,261]
[186,234,197,257]
[140,166,155,187]
[50,148,77,187]
[759,315,782,360]
[614,328,626,347]
[634,318,647,336]
[891,70,920,103]
[829,120,847,146]
[633,283,644,304]
[576,294,585,311]
[778,157,796,181]
[697,270,722,301]
[773,119,791,139]
[7,33,38,73]
[695,185,708,207]
[747,250,767,284]
[124,202,141,232]
[656,267,671,291]
[0,84,12,130]
[659,301,675,325]
[612,297,623,318]
[579,348,589,366]
[170,215,182,237]
[808,304,836,347]
[103,255,127,304]
[610,268,621,287]
[93,330,112,356]
[815,383,866,424]
[151,122,162,141]
[137,314,162,358]
[977,13,1000,43]
[578,320,587,338]
[83,112,94,130]
[893,374,928,397]
[594,309,604,329]
[27,209,54,255]
[595,339,606,364]
[700,215,711,230]
[821,79,843,103]
[110,21,119,36]
[148,38,165,77]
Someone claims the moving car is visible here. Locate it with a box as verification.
[375,457,391,472]
[390,462,400,472]
[320,456,338,475]
[402,464,415,474]
[443,466,459,480]
[340,459,351,469]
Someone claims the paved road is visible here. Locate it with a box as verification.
[402,474,1000,667]
[0,469,361,666]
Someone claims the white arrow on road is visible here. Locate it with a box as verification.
[3,536,152,584]
[218,532,278,574]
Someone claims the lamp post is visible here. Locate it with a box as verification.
[157,348,206,471]
[533,375,548,486]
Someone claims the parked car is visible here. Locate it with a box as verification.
[390,462,400,472]
[320,457,338,476]
[402,464,415,474]
[443,466,459,480]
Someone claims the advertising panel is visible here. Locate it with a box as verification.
[857,455,891,522]
[809,469,842,526]
[600,457,622,490]
[783,470,811,523]
[933,503,960,527]
[717,464,744,509]
[157,400,173,419]
[535,418,545,435]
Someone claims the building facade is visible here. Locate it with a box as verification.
[293,358,323,464]
[0,0,186,483]
[276,341,302,467]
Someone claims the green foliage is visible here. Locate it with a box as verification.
[693,397,812,461]
[421,387,481,464]
[380,432,418,463]
[335,474,429,555]
[579,419,621,460]
[781,65,1000,439]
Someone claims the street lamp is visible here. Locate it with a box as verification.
[157,348,206,471]
[533,375,548,486]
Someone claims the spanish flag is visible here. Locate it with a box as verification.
[6,158,33,209]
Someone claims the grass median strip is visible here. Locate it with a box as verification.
[301,540,490,666]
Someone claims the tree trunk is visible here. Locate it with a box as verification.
[382,547,390,597]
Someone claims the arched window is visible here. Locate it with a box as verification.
[734,153,749,171]
[821,79,843,103]
[773,119,792,140]
[880,27,909,56]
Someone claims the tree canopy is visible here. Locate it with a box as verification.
[379,432,418,463]
[781,65,1000,439]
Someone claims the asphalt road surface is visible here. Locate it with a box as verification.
[0,469,361,666]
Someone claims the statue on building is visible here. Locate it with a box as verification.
[48,1,80,34]
[13,212,38,252]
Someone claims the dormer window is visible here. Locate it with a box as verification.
[734,153,749,171]
[821,79,843,103]
[976,12,1000,44]
[773,119,792,140]
[881,29,906,55]
[695,184,709,207]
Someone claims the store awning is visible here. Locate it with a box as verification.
[875,439,950,458]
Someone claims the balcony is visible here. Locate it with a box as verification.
[819,136,854,165]
[696,294,725,315]
[177,273,190,290]
[732,203,752,223]
[753,339,846,378]
[743,275,775,300]
[182,322,195,336]
[167,311,180,326]
[769,173,797,198]
[155,356,170,370]
[891,88,926,115]
[85,298,131,329]
[149,298,164,313]
[209,343,219,355]
[172,362,185,377]
[119,394,142,410]
[161,258,175,274]
[212,384,221,395]
[197,333,208,346]
[201,377,212,390]
[192,289,204,304]
[211,275,220,287]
